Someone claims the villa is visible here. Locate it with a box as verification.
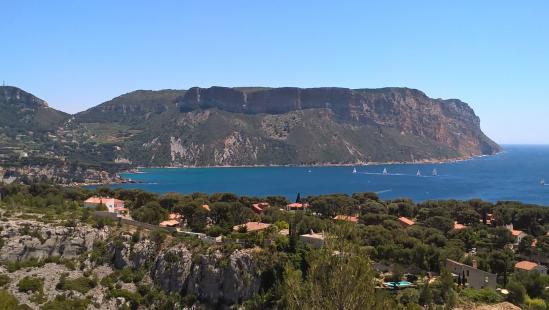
[454,222,467,230]
[506,224,527,245]
[445,259,497,289]
[84,196,127,215]
[233,221,271,233]
[515,261,548,274]
[286,202,310,211]
[300,231,325,249]
[251,202,270,214]
[160,213,182,228]
[398,217,415,228]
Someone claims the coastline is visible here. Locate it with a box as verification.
[79,151,505,188]
[124,152,503,172]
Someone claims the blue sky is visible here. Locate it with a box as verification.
[1,1,548,144]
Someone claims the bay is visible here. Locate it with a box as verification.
[105,145,549,205]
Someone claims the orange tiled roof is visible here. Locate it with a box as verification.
[233,222,271,232]
[251,202,270,214]
[334,215,359,223]
[398,217,415,226]
[201,204,211,212]
[454,222,466,230]
[85,197,105,204]
[168,213,182,220]
[515,260,539,271]
[159,219,180,227]
[287,203,309,209]
[511,229,524,237]
[85,196,123,204]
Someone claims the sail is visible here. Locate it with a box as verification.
[383,168,388,175]
[417,170,421,176]
[432,168,438,176]
[352,167,357,174]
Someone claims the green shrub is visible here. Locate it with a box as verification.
[525,296,547,310]
[461,288,504,304]
[110,289,142,308]
[0,274,11,287]
[7,258,45,272]
[41,295,90,310]
[507,280,526,304]
[57,275,97,294]
[118,267,144,284]
[90,240,112,265]
[99,273,117,289]
[17,276,43,293]
[0,289,31,310]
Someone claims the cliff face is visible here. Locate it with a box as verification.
[0,220,263,307]
[1,85,500,169]
[160,86,499,165]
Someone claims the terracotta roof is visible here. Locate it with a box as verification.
[334,215,359,223]
[251,202,270,214]
[287,203,309,209]
[515,260,539,271]
[85,197,106,204]
[398,217,415,226]
[201,204,211,212]
[85,197,124,204]
[233,222,271,232]
[532,239,538,247]
[159,219,180,227]
[169,213,182,220]
[454,222,466,230]
[511,229,525,237]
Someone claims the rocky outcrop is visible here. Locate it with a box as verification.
[151,245,262,305]
[0,220,263,307]
[0,220,109,263]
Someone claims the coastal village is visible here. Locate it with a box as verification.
[84,193,549,295]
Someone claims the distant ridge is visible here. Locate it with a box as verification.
[0,85,500,168]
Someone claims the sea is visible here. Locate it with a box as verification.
[104,145,549,206]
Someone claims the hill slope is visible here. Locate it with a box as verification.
[1,85,500,169]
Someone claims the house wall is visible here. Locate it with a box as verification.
[445,259,497,289]
[300,235,325,249]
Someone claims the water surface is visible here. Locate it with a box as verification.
[106,145,549,205]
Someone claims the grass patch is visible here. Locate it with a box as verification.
[0,274,11,287]
[41,295,90,310]
[17,276,43,293]
[56,274,97,294]
[461,288,504,304]
[6,256,65,272]
[18,276,46,304]
[0,289,31,310]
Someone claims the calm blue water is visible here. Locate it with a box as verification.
[106,145,549,205]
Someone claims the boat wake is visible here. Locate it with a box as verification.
[358,172,439,177]
[376,189,392,194]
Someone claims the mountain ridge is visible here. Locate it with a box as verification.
[0,85,500,173]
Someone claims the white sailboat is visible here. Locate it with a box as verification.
[416,170,421,176]
[352,167,357,174]
[432,168,438,176]
[382,168,388,175]
[541,179,545,186]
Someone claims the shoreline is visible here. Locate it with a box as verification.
[79,151,504,188]
[123,152,503,172]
